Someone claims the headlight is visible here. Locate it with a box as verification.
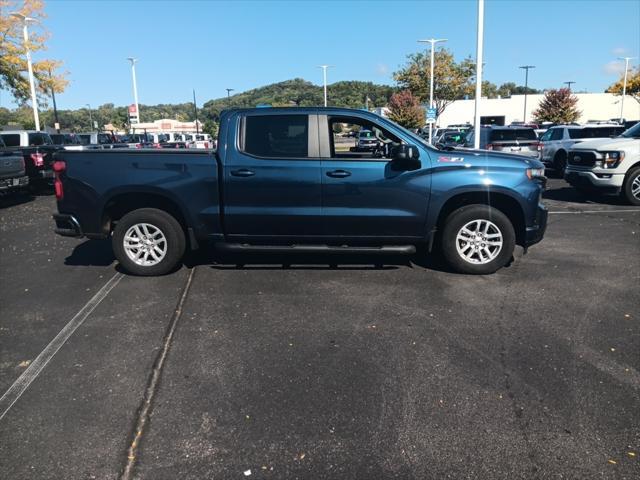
[601,151,624,169]
[526,168,546,180]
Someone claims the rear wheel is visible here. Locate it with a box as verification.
[112,208,185,276]
[441,205,516,274]
[622,166,640,206]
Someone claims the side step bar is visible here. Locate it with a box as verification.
[215,243,416,255]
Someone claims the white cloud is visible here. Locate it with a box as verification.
[612,47,627,56]
[603,60,625,76]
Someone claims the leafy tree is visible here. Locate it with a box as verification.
[496,82,540,98]
[387,90,424,129]
[393,47,475,117]
[0,0,68,103]
[606,66,640,104]
[532,88,580,124]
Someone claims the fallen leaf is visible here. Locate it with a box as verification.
[18,360,31,368]
[607,459,617,465]
[628,451,636,457]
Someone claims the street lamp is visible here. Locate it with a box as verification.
[10,12,40,131]
[618,56,637,122]
[563,81,575,91]
[226,88,234,99]
[85,104,93,130]
[519,65,535,123]
[126,57,140,124]
[418,38,447,144]
[318,65,334,107]
[472,0,484,149]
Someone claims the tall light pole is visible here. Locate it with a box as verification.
[418,38,447,144]
[48,68,60,133]
[473,0,484,149]
[10,13,40,131]
[193,89,199,134]
[226,88,234,100]
[85,104,93,130]
[126,57,140,124]
[519,65,535,123]
[318,65,333,107]
[618,56,636,122]
[563,81,575,91]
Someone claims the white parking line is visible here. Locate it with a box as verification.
[549,209,640,214]
[0,272,124,421]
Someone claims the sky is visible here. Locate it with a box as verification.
[2,0,639,109]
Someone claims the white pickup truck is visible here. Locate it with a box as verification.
[565,122,640,205]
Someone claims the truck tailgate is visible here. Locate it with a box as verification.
[0,151,25,179]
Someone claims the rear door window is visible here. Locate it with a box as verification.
[242,115,309,158]
[489,129,537,142]
[28,133,53,146]
[550,128,564,140]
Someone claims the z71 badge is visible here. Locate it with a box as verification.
[437,156,464,163]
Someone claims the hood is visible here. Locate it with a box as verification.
[571,136,639,151]
[450,148,544,169]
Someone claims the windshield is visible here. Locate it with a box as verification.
[621,122,640,138]
[489,129,537,141]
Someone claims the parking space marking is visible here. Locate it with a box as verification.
[549,209,640,214]
[0,272,124,422]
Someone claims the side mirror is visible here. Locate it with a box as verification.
[391,144,421,170]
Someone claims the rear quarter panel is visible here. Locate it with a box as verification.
[56,150,221,238]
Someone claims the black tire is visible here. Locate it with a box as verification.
[441,204,516,275]
[622,166,640,206]
[553,151,567,177]
[112,208,185,276]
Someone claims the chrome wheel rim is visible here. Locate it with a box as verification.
[455,219,503,265]
[632,174,640,200]
[123,223,167,266]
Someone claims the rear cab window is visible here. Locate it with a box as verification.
[0,134,21,147]
[28,133,53,146]
[489,128,537,142]
[241,114,309,158]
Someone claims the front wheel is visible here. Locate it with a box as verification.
[112,208,186,276]
[622,166,640,206]
[441,205,516,274]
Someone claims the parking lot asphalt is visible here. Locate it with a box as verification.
[0,178,639,479]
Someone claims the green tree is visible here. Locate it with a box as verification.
[532,88,581,124]
[496,82,540,98]
[606,66,640,104]
[387,90,424,129]
[393,47,475,117]
[0,0,68,103]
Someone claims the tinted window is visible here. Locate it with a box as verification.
[551,128,564,140]
[98,134,113,144]
[540,130,553,142]
[489,128,537,142]
[569,127,625,139]
[77,134,92,145]
[0,134,21,147]
[28,133,53,146]
[243,115,308,158]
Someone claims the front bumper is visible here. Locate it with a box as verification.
[565,168,624,194]
[0,175,29,191]
[524,203,548,247]
[53,213,83,238]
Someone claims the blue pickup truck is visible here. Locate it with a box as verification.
[52,107,547,275]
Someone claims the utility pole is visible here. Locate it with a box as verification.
[473,0,484,149]
[10,13,40,130]
[193,89,199,134]
[563,81,575,91]
[225,88,234,106]
[617,57,636,122]
[85,104,93,131]
[418,38,447,144]
[519,65,535,123]
[318,65,333,107]
[48,68,60,133]
[126,58,140,124]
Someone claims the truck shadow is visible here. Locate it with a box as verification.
[0,192,35,210]
[64,239,115,267]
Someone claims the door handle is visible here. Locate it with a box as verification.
[230,169,255,177]
[326,170,351,178]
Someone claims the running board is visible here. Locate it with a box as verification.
[215,243,416,255]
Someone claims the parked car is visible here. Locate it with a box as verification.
[565,121,640,205]
[354,129,379,151]
[0,136,29,194]
[0,130,62,186]
[77,132,128,149]
[435,131,467,150]
[539,124,626,175]
[52,107,547,276]
[464,126,540,158]
[158,141,189,149]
